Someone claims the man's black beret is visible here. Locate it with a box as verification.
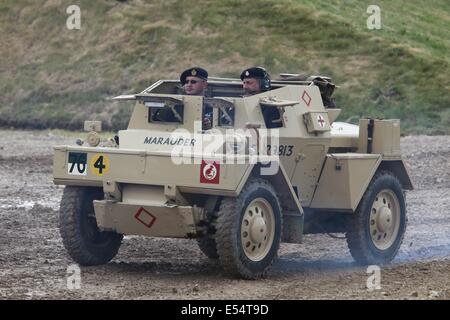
[240,67,269,81]
[180,67,208,84]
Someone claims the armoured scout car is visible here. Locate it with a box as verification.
[53,74,412,279]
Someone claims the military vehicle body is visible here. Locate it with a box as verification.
[53,75,412,279]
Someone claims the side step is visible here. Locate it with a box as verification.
[94,200,204,238]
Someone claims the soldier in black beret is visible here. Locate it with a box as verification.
[179,67,213,130]
[180,67,209,96]
[240,66,271,96]
[241,67,280,127]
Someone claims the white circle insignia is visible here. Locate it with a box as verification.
[203,163,217,180]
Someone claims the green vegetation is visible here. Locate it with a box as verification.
[0,0,448,134]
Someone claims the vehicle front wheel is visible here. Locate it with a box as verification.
[346,172,407,265]
[215,178,282,279]
[59,186,123,265]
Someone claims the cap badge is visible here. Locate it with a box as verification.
[245,71,250,76]
[191,69,197,76]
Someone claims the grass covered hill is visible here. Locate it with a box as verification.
[0,0,449,133]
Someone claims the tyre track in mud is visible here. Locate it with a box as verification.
[0,130,449,299]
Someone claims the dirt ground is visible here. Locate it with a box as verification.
[0,130,449,300]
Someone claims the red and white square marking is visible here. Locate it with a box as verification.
[301,90,312,107]
[134,207,156,228]
[200,160,220,184]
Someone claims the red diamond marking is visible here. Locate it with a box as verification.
[134,207,156,229]
[302,90,312,107]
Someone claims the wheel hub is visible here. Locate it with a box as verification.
[240,198,275,261]
[376,207,393,233]
[369,189,401,250]
[249,216,267,243]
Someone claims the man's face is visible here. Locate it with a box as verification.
[184,76,207,95]
[243,78,261,96]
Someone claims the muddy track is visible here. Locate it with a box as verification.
[0,130,449,299]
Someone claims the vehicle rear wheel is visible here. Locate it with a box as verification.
[346,172,406,265]
[59,186,123,265]
[215,178,282,279]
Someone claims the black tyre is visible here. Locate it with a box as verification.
[196,235,219,259]
[346,172,407,265]
[59,186,123,265]
[215,178,282,279]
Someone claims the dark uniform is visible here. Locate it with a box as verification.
[152,67,212,129]
[240,67,280,128]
